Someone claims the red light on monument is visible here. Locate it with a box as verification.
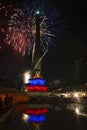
[25,108,49,115]
[25,86,48,92]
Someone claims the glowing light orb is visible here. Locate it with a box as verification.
[22,113,29,122]
[36,11,40,14]
[23,70,31,83]
[74,92,79,99]
[75,107,80,114]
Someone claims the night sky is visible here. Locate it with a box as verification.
[43,0,87,84]
[0,0,87,86]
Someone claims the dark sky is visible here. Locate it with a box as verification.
[0,0,87,86]
[43,0,87,83]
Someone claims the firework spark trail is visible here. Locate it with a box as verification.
[0,0,69,64]
[0,3,15,49]
[0,1,69,82]
[4,1,68,57]
[5,8,48,59]
[5,8,33,55]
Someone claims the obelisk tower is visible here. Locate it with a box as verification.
[32,11,41,77]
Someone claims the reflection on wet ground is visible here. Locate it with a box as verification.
[7,97,87,130]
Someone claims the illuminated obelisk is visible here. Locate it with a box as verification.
[24,11,48,93]
[32,11,41,77]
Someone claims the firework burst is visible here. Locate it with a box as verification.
[4,0,68,56]
[0,2,14,50]
[5,9,32,55]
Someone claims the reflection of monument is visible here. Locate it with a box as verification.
[22,104,50,130]
[24,12,49,93]
[25,108,48,123]
[32,123,42,130]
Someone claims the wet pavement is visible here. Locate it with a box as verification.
[5,97,87,130]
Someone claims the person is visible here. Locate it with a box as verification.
[0,97,3,111]
[4,94,9,110]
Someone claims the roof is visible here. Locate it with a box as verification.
[0,86,18,93]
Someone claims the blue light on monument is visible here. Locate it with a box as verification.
[28,115,46,122]
[29,78,46,85]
